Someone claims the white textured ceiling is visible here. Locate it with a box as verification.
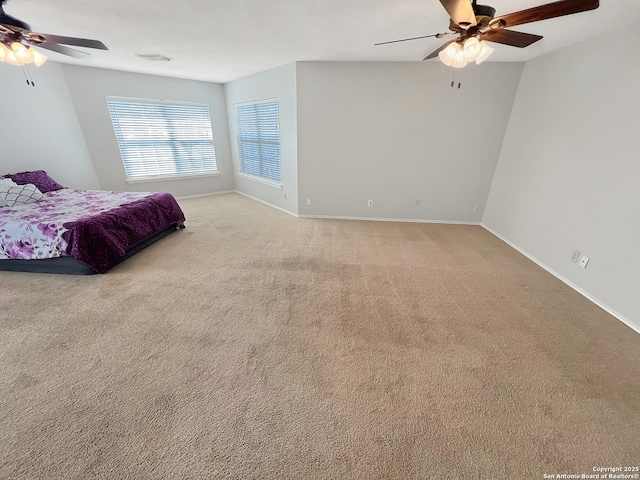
[5,0,640,83]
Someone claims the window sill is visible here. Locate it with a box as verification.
[126,172,220,184]
[237,172,282,189]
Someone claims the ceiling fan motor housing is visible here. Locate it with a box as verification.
[474,4,496,20]
[473,4,497,30]
[0,13,30,32]
[0,1,31,32]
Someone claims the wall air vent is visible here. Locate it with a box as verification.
[135,54,172,62]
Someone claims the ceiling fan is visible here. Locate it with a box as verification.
[375,0,600,67]
[0,0,108,69]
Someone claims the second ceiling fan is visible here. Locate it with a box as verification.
[376,0,600,67]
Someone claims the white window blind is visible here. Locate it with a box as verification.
[236,99,281,182]
[107,98,218,181]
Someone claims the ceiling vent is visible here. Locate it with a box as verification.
[136,54,171,62]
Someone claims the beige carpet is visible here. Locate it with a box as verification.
[1,193,638,479]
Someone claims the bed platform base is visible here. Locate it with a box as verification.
[0,223,179,275]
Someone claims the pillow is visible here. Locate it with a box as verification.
[6,170,64,193]
[0,182,44,207]
[0,177,18,207]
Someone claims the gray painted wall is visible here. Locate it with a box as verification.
[0,62,99,189]
[63,66,234,197]
[224,63,298,214]
[295,61,523,221]
[483,25,640,329]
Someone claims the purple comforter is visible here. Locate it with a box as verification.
[0,189,185,273]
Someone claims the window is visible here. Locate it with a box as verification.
[107,97,218,182]
[236,99,281,182]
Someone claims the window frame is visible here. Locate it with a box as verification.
[106,96,219,183]
[235,98,282,186]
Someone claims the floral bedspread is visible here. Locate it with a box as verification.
[0,189,185,272]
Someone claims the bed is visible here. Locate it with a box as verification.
[0,171,185,274]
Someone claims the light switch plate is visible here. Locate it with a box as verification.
[578,255,590,269]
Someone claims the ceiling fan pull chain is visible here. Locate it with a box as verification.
[24,64,35,87]
[20,65,29,86]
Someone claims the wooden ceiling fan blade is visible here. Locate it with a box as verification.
[33,42,90,59]
[30,33,108,50]
[423,40,456,61]
[439,0,477,28]
[491,0,599,29]
[483,29,544,48]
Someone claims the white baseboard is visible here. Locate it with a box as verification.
[234,190,298,218]
[481,224,639,335]
[232,193,479,225]
[299,214,480,226]
[176,190,235,200]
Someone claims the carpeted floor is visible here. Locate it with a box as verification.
[1,193,638,479]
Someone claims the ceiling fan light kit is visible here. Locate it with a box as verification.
[438,37,495,68]
[0,0,108,82]
[4,40,47,66]
[376,0,600,69]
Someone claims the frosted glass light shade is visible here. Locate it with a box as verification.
[438,42,461,67]
[475,41,495,65]
[452,49,468,68]
[5,50,23,66]
[11,42,33,64]
[28,47,48,67]
[463,37,481,62]
[0,43,10,62]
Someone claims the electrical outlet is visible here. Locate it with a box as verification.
[367,199,374,207]
[570,250,581,263]
[307,198,312,205]
[415,200,420,207]
[578,255,590,269]
[473,205,478,213]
